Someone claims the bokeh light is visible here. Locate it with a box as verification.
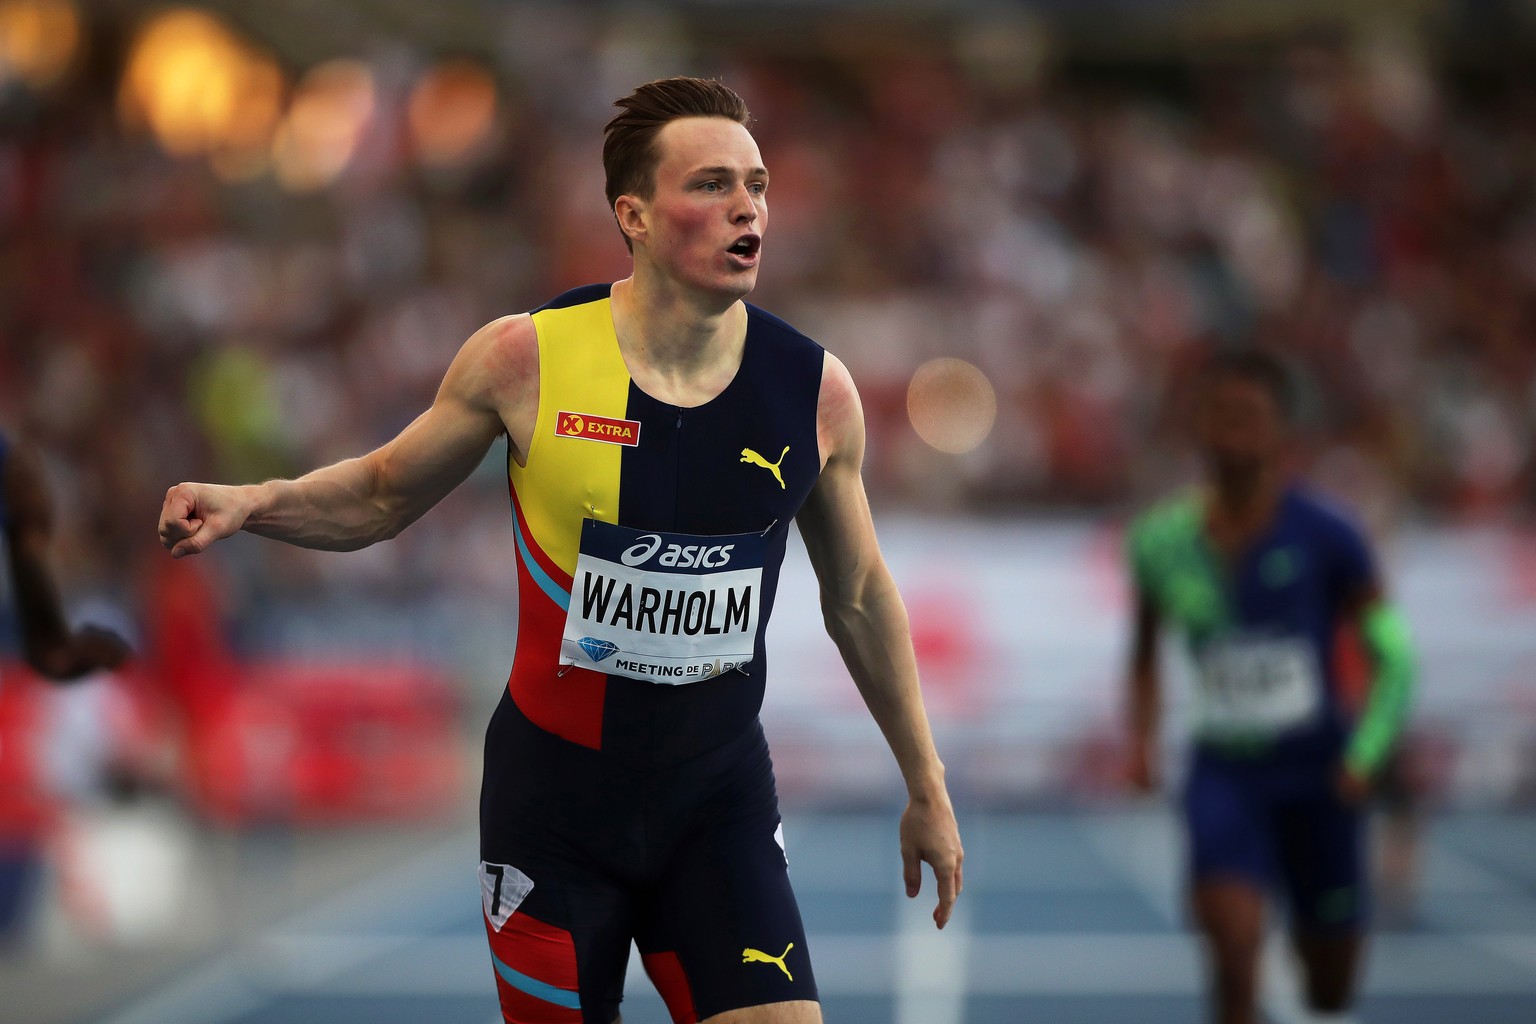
[119,8,283,162]
[0,0,80,89]
[907,357,998,455]
[271,59,376,193]
[408,59,498,168]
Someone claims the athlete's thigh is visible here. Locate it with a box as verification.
[1275,782,1368,933]
[480,852,635,1024]
[1184,753,1275,893]
[635,815,816,1024]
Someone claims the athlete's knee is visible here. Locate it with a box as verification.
[1201,926,1262,1001]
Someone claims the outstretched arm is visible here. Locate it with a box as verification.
[159,315,536,557]
[796,352,963,929]
[3,443,130,681]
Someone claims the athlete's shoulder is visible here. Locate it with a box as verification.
[1128,490,1203,553]
[745,301,824,356]
[533,282,614,313]
[1286,486,1373,547]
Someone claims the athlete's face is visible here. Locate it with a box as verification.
[620,117,768,299]
[1198,374,1286,476]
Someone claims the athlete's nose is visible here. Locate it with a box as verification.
[730,182,759,224]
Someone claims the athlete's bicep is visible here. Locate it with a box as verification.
[797,353,880,601]
[797,455,878,602]
[368,316,533,518]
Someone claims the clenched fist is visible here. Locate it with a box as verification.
[158,482,253,558]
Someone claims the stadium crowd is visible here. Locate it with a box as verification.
[2,5,1534,610]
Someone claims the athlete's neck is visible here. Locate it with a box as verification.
[610,275,747,407]
[1206,463,1283,538]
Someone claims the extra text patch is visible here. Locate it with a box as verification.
[555,411,640,447]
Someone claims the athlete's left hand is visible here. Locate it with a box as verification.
[901,789,964,929]
[1337,765,1371,805]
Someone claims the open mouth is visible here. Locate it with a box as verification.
[726,235,761,259]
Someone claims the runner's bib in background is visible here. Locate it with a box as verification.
[1195,634,1322,737]
[560,520,765,684]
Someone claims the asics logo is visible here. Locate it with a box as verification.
[742,942,794,981]
[620,534,736,569]
[620,534,663,566]
[741,446,789,489]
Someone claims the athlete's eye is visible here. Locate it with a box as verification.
[699,181,722,193]
[748,182,767,196]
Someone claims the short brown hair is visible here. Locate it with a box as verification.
[603,77,752,246]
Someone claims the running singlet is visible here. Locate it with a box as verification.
[503,284,823,766]
[1127,487,1376,755]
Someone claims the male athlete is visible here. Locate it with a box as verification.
[1124,351,1415,1024]
[159,77,963,1024]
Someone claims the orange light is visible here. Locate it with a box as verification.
[408,59,498,168]
[209,55,284,182]
[271,59,376,192]
[0,0,80,88]
[907,358,998,455]
[119,8,284,163]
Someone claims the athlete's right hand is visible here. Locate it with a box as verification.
[159,483,251,558]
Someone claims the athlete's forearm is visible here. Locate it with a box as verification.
[1344,602,1416,777]
[244,456,406,551]
[823,569,947,797]
[1129,667,1161,744]
[1127,594,1162,744]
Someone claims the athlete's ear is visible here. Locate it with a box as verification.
[614,194,648,248]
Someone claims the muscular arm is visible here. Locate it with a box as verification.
[796,353,963,928]
[1127,587,1163,791]
[4,445,130,680]
[160,316,538,557]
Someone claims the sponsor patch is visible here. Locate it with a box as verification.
[555,410,640,447]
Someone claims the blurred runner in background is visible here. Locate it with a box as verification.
[0,432,131,944]
[1124,351,1417,1024]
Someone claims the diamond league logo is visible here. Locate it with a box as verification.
[577,637,619,662]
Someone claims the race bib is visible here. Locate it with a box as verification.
[1195,635,1322,737]
[560,520,764,684]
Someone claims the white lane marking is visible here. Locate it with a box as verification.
[1258,930,1309,1024]
[894,890,966,1024]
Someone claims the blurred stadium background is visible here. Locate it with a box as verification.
[2,0,1535,1021]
